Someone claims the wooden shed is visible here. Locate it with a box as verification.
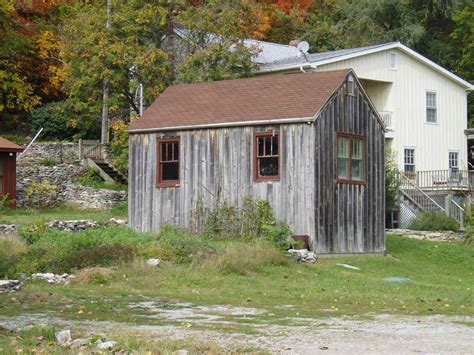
[129,69,385,255]
[0,137,23,207]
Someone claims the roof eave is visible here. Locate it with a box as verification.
[0,148,23,153]
[260,42,473,89]
[129,116,316,134]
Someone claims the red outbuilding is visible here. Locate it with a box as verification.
[0,137,23,207]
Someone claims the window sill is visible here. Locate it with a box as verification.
[157,182,180,188]
[336,179,367,185]
[254,176,280,183]
[425,121,439,125]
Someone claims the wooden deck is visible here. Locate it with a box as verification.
[410,170,474,191]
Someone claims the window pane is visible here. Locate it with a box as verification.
[173,142,179,161]
[271,135,278,156]
[449,152,458,169]
[264,136,272,156]
[162,162,179,181]
[404,164,415,172]
[390,53,396,69]
[347,76,354,95]
[259,157,278,176]
[258,137,264,157]
[426,92,436,107]
[338,157,349,179]
[352,139,363,158]
[161,143,167,161]
[338,137,348,158]
[352,159,363,180]
[427,108,437,123]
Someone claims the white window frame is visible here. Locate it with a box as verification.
[426,90,438,124]
[404,148,415,173]
[389,52,397,70]
[448,151,459,171]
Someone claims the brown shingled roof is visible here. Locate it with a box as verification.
[0,137,23,152]
[129,69,351,132]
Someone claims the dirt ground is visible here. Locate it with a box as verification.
[2,302,473,354]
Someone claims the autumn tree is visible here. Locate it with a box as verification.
[0,1,40,113]
[61,0,172,134]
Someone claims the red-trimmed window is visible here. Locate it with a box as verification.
[157,137,180,187]
[337,133,366,184]
[254,131,280,181]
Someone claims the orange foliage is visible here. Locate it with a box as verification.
[273,0,314,13]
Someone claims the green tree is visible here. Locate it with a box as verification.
[176,0,258,83]
[61,0,172,132]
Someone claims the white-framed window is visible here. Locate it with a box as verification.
[347,75,354,95]
[426,91,437,123]
[389,52,397,70]
[449,152,459,171]
[404,148,415,173]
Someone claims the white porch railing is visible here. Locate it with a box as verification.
[415,170,473,191]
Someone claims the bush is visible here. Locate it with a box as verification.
[0,235,27,278]
[17,225,158,273]
[28,102,76,141]
[0,134,28,145]
[73,267,116,285]
[385,148,400,210]
[38,157,58,166]
[144,225,213,264]
[199,242,289,276]
[22,180,60,208]
[409,212,460,232]
[76,168,127,191]
[202,196,293,248]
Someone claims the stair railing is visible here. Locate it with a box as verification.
[449,199,465,230]
[79,139,101,160]
[400,173,446,213]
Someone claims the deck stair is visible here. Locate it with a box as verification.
[399,173,464,230]
[86,158,128,185]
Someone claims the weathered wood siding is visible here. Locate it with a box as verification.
[129,124,317,239]
[129,75,385,255]
[313,77,385,254]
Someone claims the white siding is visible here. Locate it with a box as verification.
[315,49,468,171]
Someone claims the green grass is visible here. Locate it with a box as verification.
[0,326,260,354]
[0,204,127,225]
[1,235,472,327]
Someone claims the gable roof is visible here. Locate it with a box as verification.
[259,42,473,90]
[129,69,352,133]
[171,27,302,64]
[0,137,23,152]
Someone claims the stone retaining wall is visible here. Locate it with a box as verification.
[64,185,127,209]
[17,143,80,165]
[386,229,463,242]
[16,164,83,207]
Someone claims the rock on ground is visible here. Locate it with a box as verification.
[32,273,74,284]
[0,280,22,293]
[55,329,72,347]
